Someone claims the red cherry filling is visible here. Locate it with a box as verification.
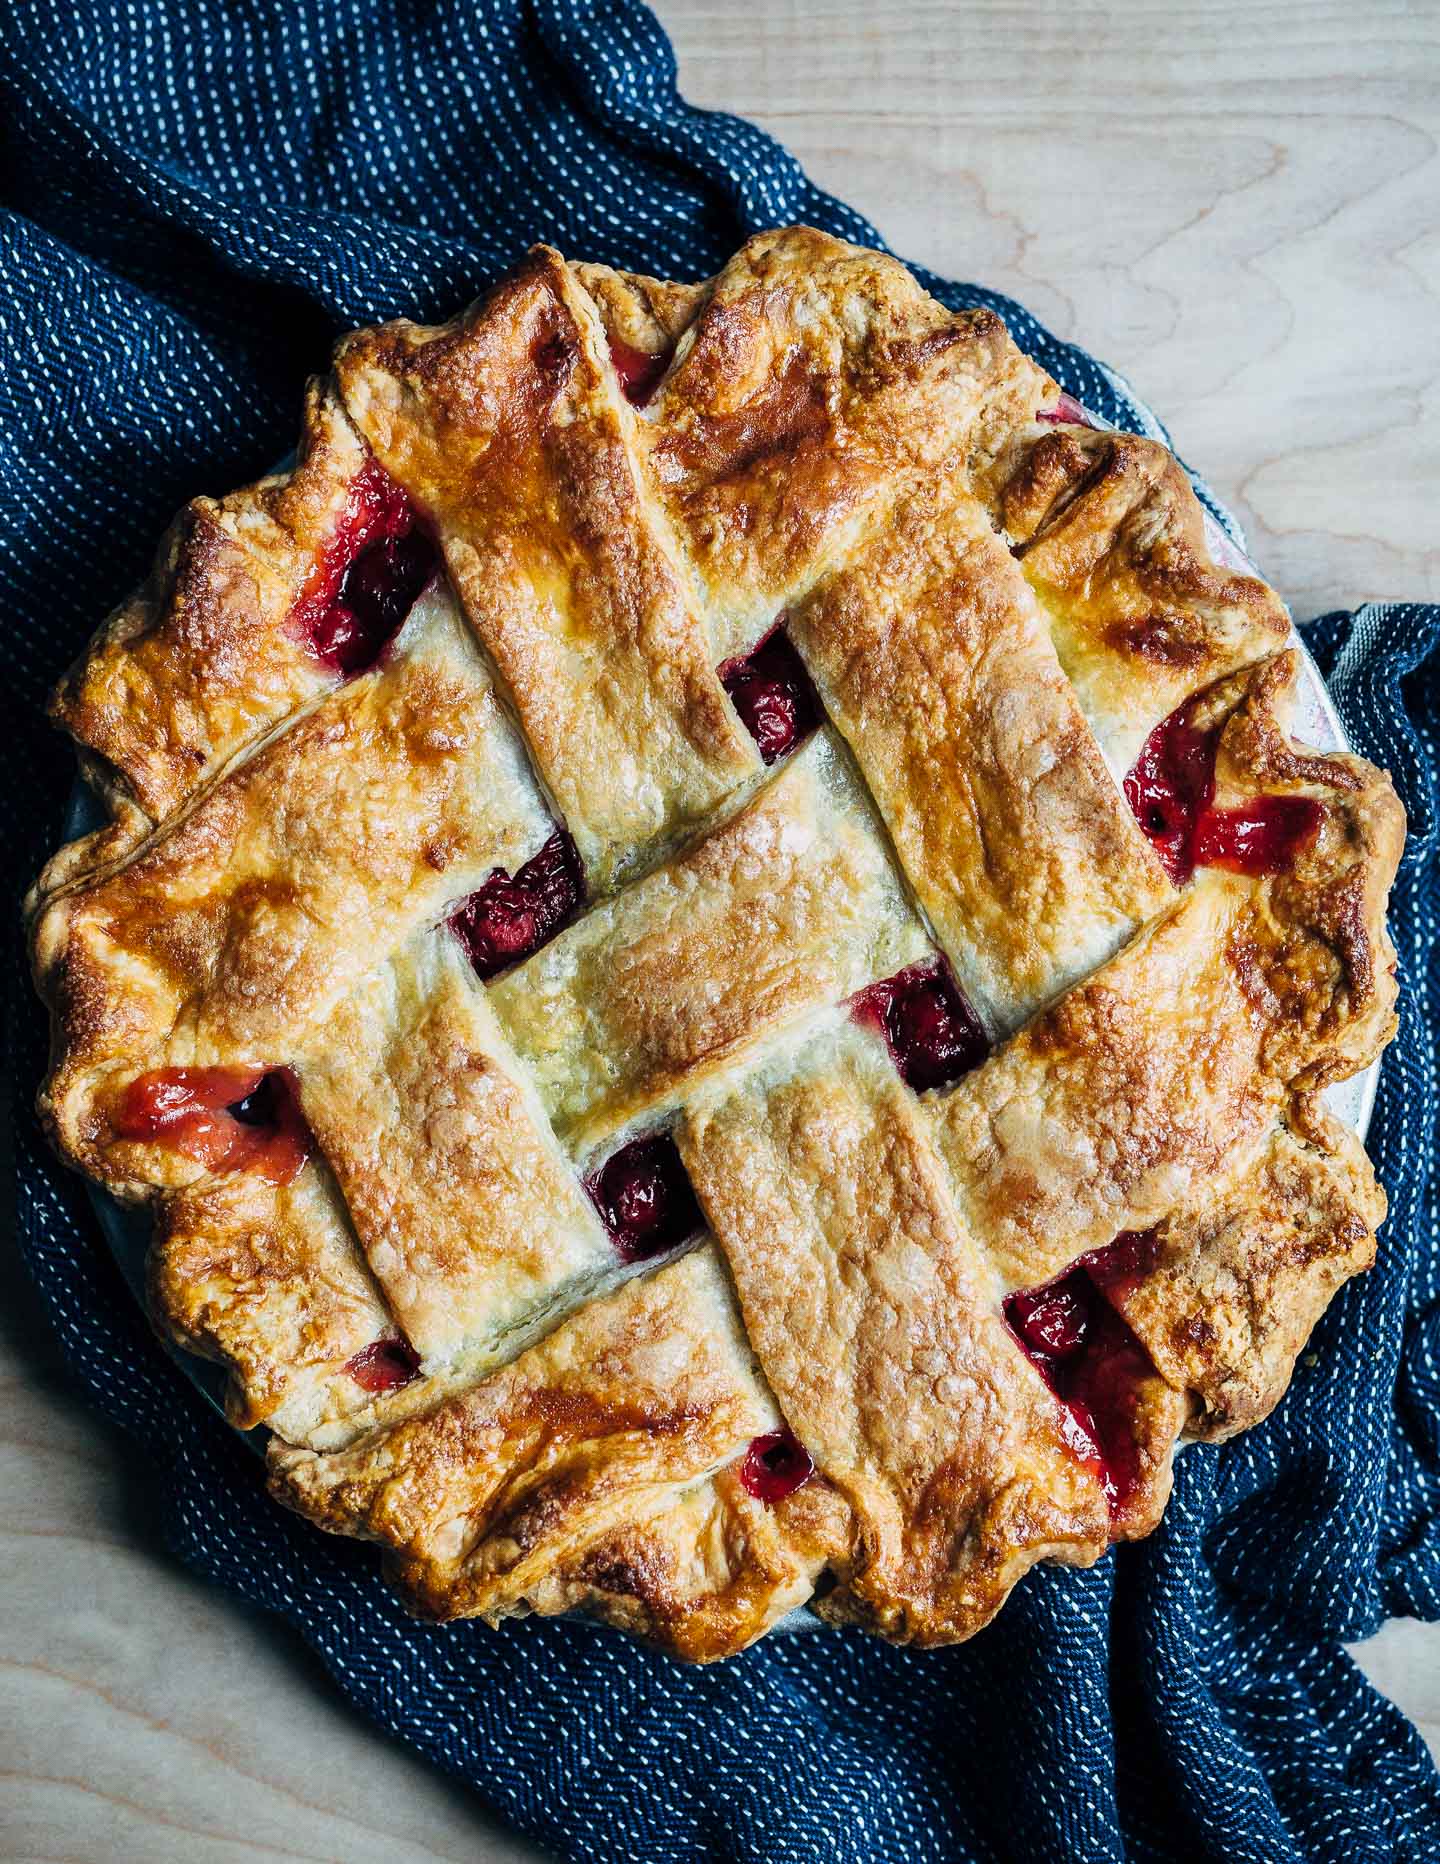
[1125,698,1324,885]
[1082,1225,1161,1295]
[586,1133,702,1263]
[738,1427,815,1504]
[1006,1280,1089,1360]
[450,831,584,980]
[1062,1307,1155,1517]
[718,625,820,766]
[851,957,989,1092]
[1123,702,1218,884]
[345,1338,422,1395]
[291,458,439,676]
[1191,795,1325,876]
[609,337,673,406]
[114,1065,311,1184]
[1037,390,1096,427]
[1004,1233,1163,1517]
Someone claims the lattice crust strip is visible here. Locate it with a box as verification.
[28,228,1402,1661]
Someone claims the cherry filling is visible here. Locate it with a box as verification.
[1083,1225,1162,1294]
[718,625,820,766]
[291,458,439,676]
[114,1065,311,1184]
[585,1133,702,1263]
[345,1338,422,1395]
[851,957,990,1092]
[1003,1230,1163,1517]
[1191,797,1326,876]
[609,337,673,406]
[450,831,584,980]
[1124,699,1324,885]
[1037,390,1096,427]
[1006,1278,1089,1359]
[738,1427,815,1505]
[1123,702,1217,884]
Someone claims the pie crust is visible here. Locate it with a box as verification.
[29,227,1403,1660]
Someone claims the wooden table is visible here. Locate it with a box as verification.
[4,3,1436,1856]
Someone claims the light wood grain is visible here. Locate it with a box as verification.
[0,1267,542,1864]
[5,3,1437,1857]
[667,0,1440,617]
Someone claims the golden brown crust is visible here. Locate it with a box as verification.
[930,877,1281,1290]
[927,652,1401,1291]
[648,227,1052,658]
[27,753,155,910]
[521,1470,844,1662]
[985,421,1291,768]
[491,732,928,1152]
[788,480,1173,1032]
[33,585,552,1198]
[294,929,613,1362]
[267,1246,780,1622]
[151,1160,387,1431]
[680,1022,1118,1643]
[1209,655,1403,1090]
[1112,1100,1384,1441]
[336,247,761,890]
[569,261,708,352]
[32,227,1405,1663]
[47,382,366,841]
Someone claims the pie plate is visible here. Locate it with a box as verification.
[62,412,1381,1639]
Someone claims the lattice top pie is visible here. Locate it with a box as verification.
[29,228,1403,1660]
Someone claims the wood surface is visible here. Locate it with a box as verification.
[4,2,1436,1857]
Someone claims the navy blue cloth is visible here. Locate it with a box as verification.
[4,4,1439,1858]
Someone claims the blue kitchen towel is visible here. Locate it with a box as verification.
[3,2,1439,1858]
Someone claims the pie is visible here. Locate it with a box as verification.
[27,227,1404,1660]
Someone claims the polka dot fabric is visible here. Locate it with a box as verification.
[3,3,1439,1858]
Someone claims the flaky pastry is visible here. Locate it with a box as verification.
[30,228,1402,1660]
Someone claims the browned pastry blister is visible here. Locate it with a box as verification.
[30,227,1404,1660]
